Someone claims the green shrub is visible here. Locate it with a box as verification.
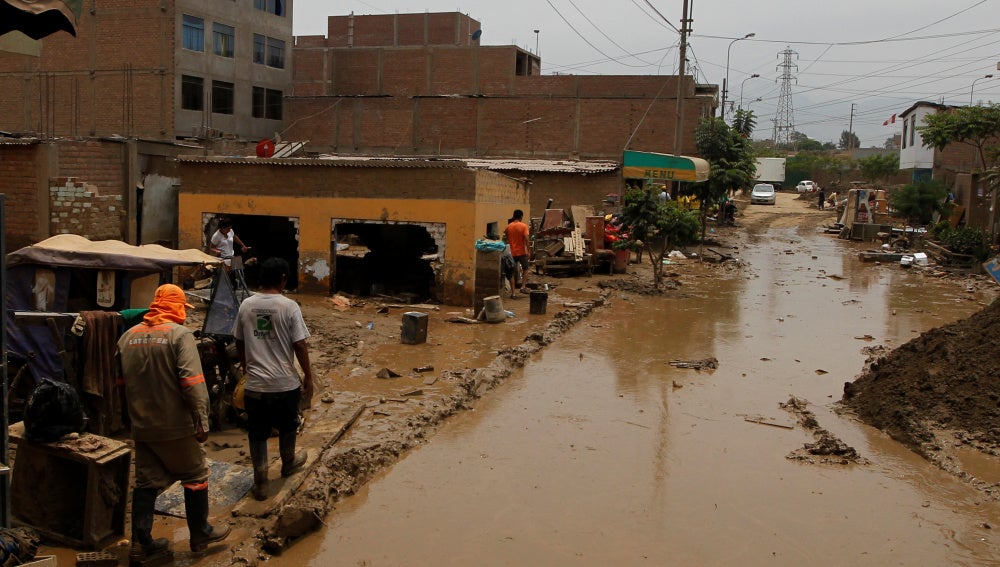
[937,227,989,260]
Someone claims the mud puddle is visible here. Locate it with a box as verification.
[264,226,1000,566]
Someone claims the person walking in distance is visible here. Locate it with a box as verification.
[504,210,531,295]
[818,187,827,210]
[234,258,314,500]
[117,284,231,565]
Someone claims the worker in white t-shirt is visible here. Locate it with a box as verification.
[209,218,248,265]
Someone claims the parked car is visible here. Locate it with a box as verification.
[796,180,818,193]
[750,183,776,205]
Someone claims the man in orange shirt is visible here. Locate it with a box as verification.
[504,209,530,295]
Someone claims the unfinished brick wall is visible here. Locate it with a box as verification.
[0,144,45,250]
[0,0,174,138]
[49,177,125,240]
[57,141,127,197]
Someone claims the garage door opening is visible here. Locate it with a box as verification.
[203,214,300,290]
[333,220,443,303]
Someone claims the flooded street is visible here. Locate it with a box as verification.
[276,206,999,566]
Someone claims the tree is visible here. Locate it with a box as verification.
[617,188,701,289]
[797,138,825,151]
[857,153,899,187]
[890,180,948,226]
[919,104,1000,172]
[694,110,757,235]
[838,130,860,150]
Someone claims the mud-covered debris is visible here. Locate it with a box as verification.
[399,388,423,397]
[445,316,479,324]
[744,417,794,430]
[320,394,336,404]
[668,357,718,370]
[781,396,867,465]
[422,376,438,386]
[854,334,876,341]
[814,369,828,375]
[413,365,434,373]
[375,368,401,379]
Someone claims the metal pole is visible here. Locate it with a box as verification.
[534,29,539,56]
[970,74,993,106]
[721,32,754,121]
[848,103,856,159]
[1,194,9,529]
[739,73,760,111]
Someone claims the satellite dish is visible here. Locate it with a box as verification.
[256,139,275,158]
[471,29,482,41]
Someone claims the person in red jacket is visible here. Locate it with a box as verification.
[503,209,531,295]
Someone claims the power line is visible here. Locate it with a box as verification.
[545,0,655,68]
[566,0,658,66]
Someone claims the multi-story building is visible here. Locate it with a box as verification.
[0,0,293,141]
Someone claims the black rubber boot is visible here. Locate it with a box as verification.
[279,431,307,477]
[250,439,269,501]
[184,486,231,552]
[129,488,172,567]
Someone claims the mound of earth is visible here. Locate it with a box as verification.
[842,299,1000,453]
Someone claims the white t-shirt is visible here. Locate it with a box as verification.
[234,293,311,393]
[211,229,235,258]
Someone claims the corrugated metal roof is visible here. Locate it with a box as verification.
[175,155,466,169]
[0,137,40,146]
[176,153,620,174]
[314,154,619,174]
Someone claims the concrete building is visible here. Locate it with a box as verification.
[897,101,991,234]
[0,0,293,141]
[176,156,528,306]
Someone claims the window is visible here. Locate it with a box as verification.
[254,0,285,16]
[902,118,908,149]
[182,15,204,52]
[212,80,234,114]
[266,37,285,69]
[252,87,283,119]
[181,75,203,111]
[909,115,916,147]
[253,34,265,64]
[253,34,285,69]
[213,23,235,58]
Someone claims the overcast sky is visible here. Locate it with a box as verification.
[292,0,1000,147]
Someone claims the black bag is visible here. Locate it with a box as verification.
[23,378,86,442]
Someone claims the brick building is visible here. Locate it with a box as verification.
[286,12,716,160]
[0,0,293,141]
[898,101,993,235]
[176,156,528,306]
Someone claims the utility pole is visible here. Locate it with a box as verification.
[848,103,856,159]
[673,0,690,157]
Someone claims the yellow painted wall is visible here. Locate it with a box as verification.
[184,172,528,305]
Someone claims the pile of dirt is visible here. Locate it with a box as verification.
[842,299,1000,454]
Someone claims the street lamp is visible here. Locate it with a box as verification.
[970,74,993,105]
[534,29,539,55]
[721,32,755,121]
[739,73,761,110]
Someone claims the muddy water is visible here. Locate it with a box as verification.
[280,227,1000,566]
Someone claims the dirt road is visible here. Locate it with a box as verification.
[255,192,1000,565]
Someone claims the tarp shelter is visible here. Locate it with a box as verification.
[6,234,220,385]
[622,150,710,183]
[0,0,81,39]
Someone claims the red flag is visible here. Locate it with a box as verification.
[883,120,889,126]
[891,114,896,124]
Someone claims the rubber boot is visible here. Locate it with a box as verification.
[250,439,269,501]
[279,431,307,477]
[129,488,172,567]
[184,486,231,552]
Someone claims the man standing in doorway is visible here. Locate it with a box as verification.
[234,258,314,500]
[118,284,231,564]
[504,209,530,295]
[209,218,248,265]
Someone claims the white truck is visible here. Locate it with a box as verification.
[754,158,786,191]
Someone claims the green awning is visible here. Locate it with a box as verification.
[622,150,710,183]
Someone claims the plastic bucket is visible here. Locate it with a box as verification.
[483,295,506,323]
[529,291,548,315]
